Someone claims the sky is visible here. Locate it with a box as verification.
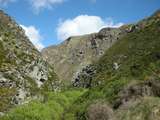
[0,0,160,50]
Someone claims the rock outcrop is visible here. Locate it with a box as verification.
[113,79,160,109]
[0,10,59,112]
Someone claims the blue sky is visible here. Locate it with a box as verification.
[0,0,160,50]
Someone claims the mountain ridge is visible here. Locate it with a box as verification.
[42,25,131,84]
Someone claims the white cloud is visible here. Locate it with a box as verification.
[57,15,123,41]
[21,25,44,51]
[0,0,16,6]
[30,0,65,13]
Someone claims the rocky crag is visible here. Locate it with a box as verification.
[42,14,148,86]
[0,10,59,112]
[42,23,136,84]
[69,10,160,88]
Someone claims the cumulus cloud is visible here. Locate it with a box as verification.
[30,0,65,13]
[0,0,16,6]
[21,25,44,51]
[57,15,123,41]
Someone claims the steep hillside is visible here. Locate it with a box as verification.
[42,26,130,83]
[0,10,59,113]
[1,10,160,120]
[62,10,160,119]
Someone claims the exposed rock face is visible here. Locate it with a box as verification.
[68,10,160,87]
[0,10,59,112]
[42,27,128,84]
[72,65,96,88]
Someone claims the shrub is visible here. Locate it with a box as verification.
[86,102,114,120]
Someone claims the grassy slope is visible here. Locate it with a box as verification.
[63,16,160,119]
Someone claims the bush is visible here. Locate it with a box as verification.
[0,89,86,120]
[87,102,114,120]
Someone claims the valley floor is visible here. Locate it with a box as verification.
[0,89,87,120]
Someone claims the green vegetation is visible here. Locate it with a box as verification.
[0,42,6,67]
[62,18,160,119]
[0,89,86,120]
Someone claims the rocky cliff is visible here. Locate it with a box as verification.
[42,25,133,84]
[69,10,160,88]
[0,10,59,112]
